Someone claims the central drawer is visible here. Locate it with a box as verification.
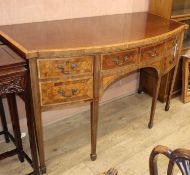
[39,78,93,106]
[140,43,164,62]
[101,49,138,70]
[37,56,93,79]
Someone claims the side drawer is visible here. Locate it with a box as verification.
[37,56,93,79]
[163,38,178,74]
[165,38,176,56]
[39,78,93,106]
[140,43,164,62]
[101,49,138,70]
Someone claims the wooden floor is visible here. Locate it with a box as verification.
[0,93,190,175]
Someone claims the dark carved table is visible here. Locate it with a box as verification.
[0,43,41,174]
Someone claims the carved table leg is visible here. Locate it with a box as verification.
[7,93,24,162]
[90,100,99,161]
[0,97,10,143]
[148,76,161,129]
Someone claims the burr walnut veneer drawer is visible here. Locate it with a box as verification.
[101,49,138,70]
[140,43,165,62]
[162,38,178,74]
[37,56,93,79]
[39,78,93,106]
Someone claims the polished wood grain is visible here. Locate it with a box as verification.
[149,0,173,19]
[0,45,25,68]
[140,43,164,63]
[162,38,178,74]
[0,12,184,56]
[37,56,93,79]
[101,49,138,70]
[147,0,190,103]
[0,12,186,174]
[165,32,184,111]
[28,58,46,173]
[150,145,190,175]
[40,78,93,106]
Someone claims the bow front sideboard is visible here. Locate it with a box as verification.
[0,12,187,173]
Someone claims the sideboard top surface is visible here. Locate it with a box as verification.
[0,12,185,57]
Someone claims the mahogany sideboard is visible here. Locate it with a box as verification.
[0,12,187,173]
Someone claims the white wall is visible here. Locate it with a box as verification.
[0,0,149,138]
[0,0,148,25]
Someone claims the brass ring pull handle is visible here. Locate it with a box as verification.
[58,88,78,98]
[112,55,129,66]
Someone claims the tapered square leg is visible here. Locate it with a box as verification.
[90,100,99,161]
[24,70,41,175]
[148,76,161,129]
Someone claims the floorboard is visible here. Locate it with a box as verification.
[0,94,189,175]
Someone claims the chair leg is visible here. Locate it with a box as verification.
[7,93,24,162]
[148,76,161,129]
[0,97,10,143]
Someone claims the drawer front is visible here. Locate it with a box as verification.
[101,49,138,70]
[163,55,176,74]
[38,56,93,79]
[140,43,164,62]
[165,38,176,56]
[163,38,178,73]
[40,78,93,106]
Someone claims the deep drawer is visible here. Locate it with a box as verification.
[39,78,93,106]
